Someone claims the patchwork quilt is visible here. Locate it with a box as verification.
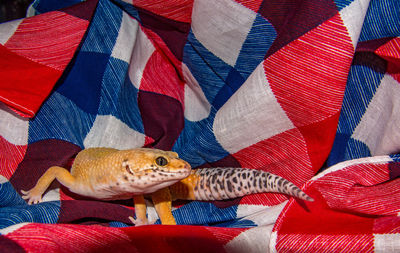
[0,0,400,251]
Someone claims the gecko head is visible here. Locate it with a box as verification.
[119,148,191,194]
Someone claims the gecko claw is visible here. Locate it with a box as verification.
[21,189,43,205]
[128,216,150,226]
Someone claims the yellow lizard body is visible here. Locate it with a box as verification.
[22,147,313,225]
[21,147,191,225]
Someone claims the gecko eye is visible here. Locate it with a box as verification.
[155,156,168,166]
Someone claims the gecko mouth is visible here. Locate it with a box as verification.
[150,168,191,179]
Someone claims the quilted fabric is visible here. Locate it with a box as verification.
[0,0,399,251]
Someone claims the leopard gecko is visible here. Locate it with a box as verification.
[21,147,313,225]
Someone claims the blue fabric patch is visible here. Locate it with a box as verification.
[213,218,257,228]
[169,201,239,225]
[0,182,60,230]
[336,65,384,135]
[0,202,61,230]
[0,182,25,208]
[328,134,371,166]
[183,30,232,104]
[112,0,141,22]
[359,0,400,42]
[333,0,355,10]
[80,0,123,54]
[57,51,109,115]
[235,13,276,79]
[28,92,95,147]
[98,57,129,115]
[95,57,145,133]
[115,77,144,133]
[173,116,230,167]
[213,68,245,110]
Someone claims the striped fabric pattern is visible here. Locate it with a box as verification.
[0,0,399,251]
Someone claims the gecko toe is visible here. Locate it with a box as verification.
[129,216,149,226]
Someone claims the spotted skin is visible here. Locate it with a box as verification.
[170,167,313,202]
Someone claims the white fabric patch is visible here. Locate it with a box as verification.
[339,0,370,49]
[374,233,400,253]
[128,27,155,89]
[0,175,8,184]
[224,226,273,253]
[84,115,145,149]
[191,0,256,66]
[111,12,139,62]
[236,201,287,226]
[213,62,295,153]
[312,155,393,181]
[182,63,211,121]
[42,188,60,203]
[0,102,29,145]
[352,74,400,156]
[0,19,22,45]
[0,222,30,235]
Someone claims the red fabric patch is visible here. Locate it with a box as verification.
[233,129,314,205]
[264,13,353,127]
[139,12,190,62]
[375,37,400,83]
[5,11,88,71]
[0,136,27,179]
[233,128,313,185]
[7,224,135,252]
[139,51,185,104]
[373,216,400,234]
[275,189,375,235]
[124,225,232,252]
[58,200,134,224]
[274,160,400,251]
[298,112,341,171]
[276,233,374,252]
[314,163,399,216]
[0,45,61,117]
[234,0,263,12]
[141,26,184,76]
[133,0,194,23]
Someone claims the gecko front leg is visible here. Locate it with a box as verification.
[152,188,176,225]
[21,166,76,204]
[129,195,150,226]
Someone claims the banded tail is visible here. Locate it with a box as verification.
[170,167,313,202]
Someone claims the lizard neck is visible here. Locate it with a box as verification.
[169,171,199,200]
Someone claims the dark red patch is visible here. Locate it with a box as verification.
[137,7,191,61]
[197,154,241,169]
[138,91,184,151]
[61,0,99,21]
[124,225,230,252]
[9,139,81,194]
[0,236,25,253]
[259,0,338,57]
[58,200,134,224]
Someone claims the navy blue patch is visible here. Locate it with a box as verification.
[57,51,109,114]
[213,68,245,109]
